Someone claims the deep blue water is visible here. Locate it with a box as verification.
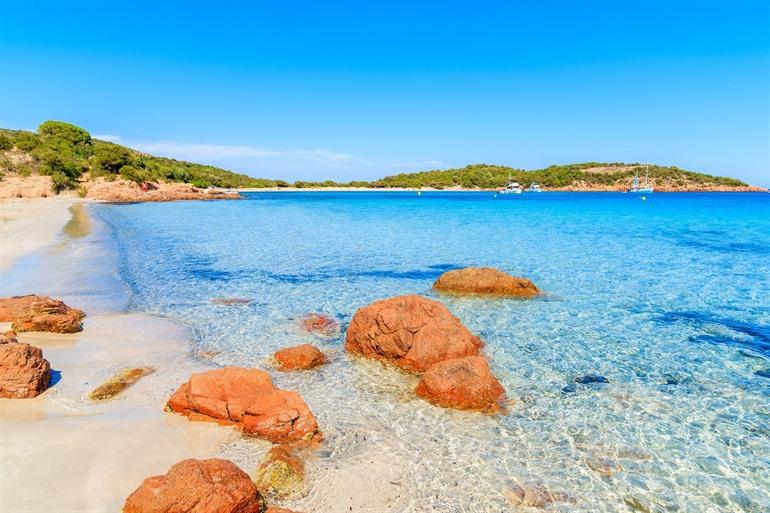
[95,192,770,513]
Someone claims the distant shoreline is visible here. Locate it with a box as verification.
[238,186,768,193]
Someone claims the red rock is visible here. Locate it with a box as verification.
[414,356,505,411]
[300,313,339,337]
[167,367,321,444]
[274,344,325,371]
[0,341,51,398]
[345,294,483,372]
[1,330,18,344]
[0,295,85,333]
[433,267,539,298]
[122,458,266,513]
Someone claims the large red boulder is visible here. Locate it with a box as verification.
[345,294,482,372]
[0,295,85,333]
[0,341,51,398]
[123,458,266,513]
[300,313,339,337]
[433,267,539,298]
[274,344,326,371]
[415,356,505,411]
[167,367,321,444]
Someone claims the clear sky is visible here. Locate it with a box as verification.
[1,1,768,184]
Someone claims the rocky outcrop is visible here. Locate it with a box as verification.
[0,295,84,333]
[414,356,505,411]
[83,177,242,202]
[0,341,51,398]
[122,458,266,513]
[433,267,539,298]
[300,313,339,338]
[345,294,483,372]
[88,367,155,400]
[274,344,325,371]
[167,367,321,444]
[255,445,305,498]
[1,330,18,344]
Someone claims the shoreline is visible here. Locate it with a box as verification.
[0,199,236,512]
[239,186,769,193]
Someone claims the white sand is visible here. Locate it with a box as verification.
[0,198,77,272]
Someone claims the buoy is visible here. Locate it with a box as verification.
[641,196,647,201]
[417,191,422,196]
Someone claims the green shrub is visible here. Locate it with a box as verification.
[0,134,12,151]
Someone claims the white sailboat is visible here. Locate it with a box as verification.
[526,181,542,192]
[627,163,654,194]
[499,174,523,194]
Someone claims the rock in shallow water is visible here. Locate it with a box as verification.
[300,312,339,337]
[167,366,321,444]
[0,341,51,398]
[255,445,305,498]
[345,294,483,372]
[432,267,539,298]
[274,344,325,371]
[123,458,266,513]
[0,295,85,333]
[415,356,505,411]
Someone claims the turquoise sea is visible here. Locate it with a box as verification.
[92,192,770,512]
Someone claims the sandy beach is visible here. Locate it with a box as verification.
[0,200,234,512]
[0,199,404,513]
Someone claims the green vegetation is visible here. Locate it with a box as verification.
[0,121,282,192]
[0,121,751,193]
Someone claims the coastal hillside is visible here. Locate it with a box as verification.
[0,121,284,199]
[1,121,763,198]
[366,163,759,192]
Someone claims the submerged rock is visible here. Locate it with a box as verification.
[167,366,321,444]
[584,454,623,476]
[300,313,339,338]
[211,297,253,306]
[433,267,539,298]
[274,344,326,371]
[88,367,155,400]
[0,341,51,398]
[574,374,609,385]
[254,445,305,498]
[415,356,505,411]
[0,295,85,333]
[505,480,575,508]
[345,294,483,372]
[123,458,266,513]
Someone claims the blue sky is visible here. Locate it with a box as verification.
[1,1,768,184]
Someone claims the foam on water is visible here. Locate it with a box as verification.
[95,192,770,512]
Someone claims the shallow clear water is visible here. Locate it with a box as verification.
[95,192,770,512]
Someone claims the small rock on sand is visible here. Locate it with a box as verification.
[0,294,85,333]
[0,340,51,398]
